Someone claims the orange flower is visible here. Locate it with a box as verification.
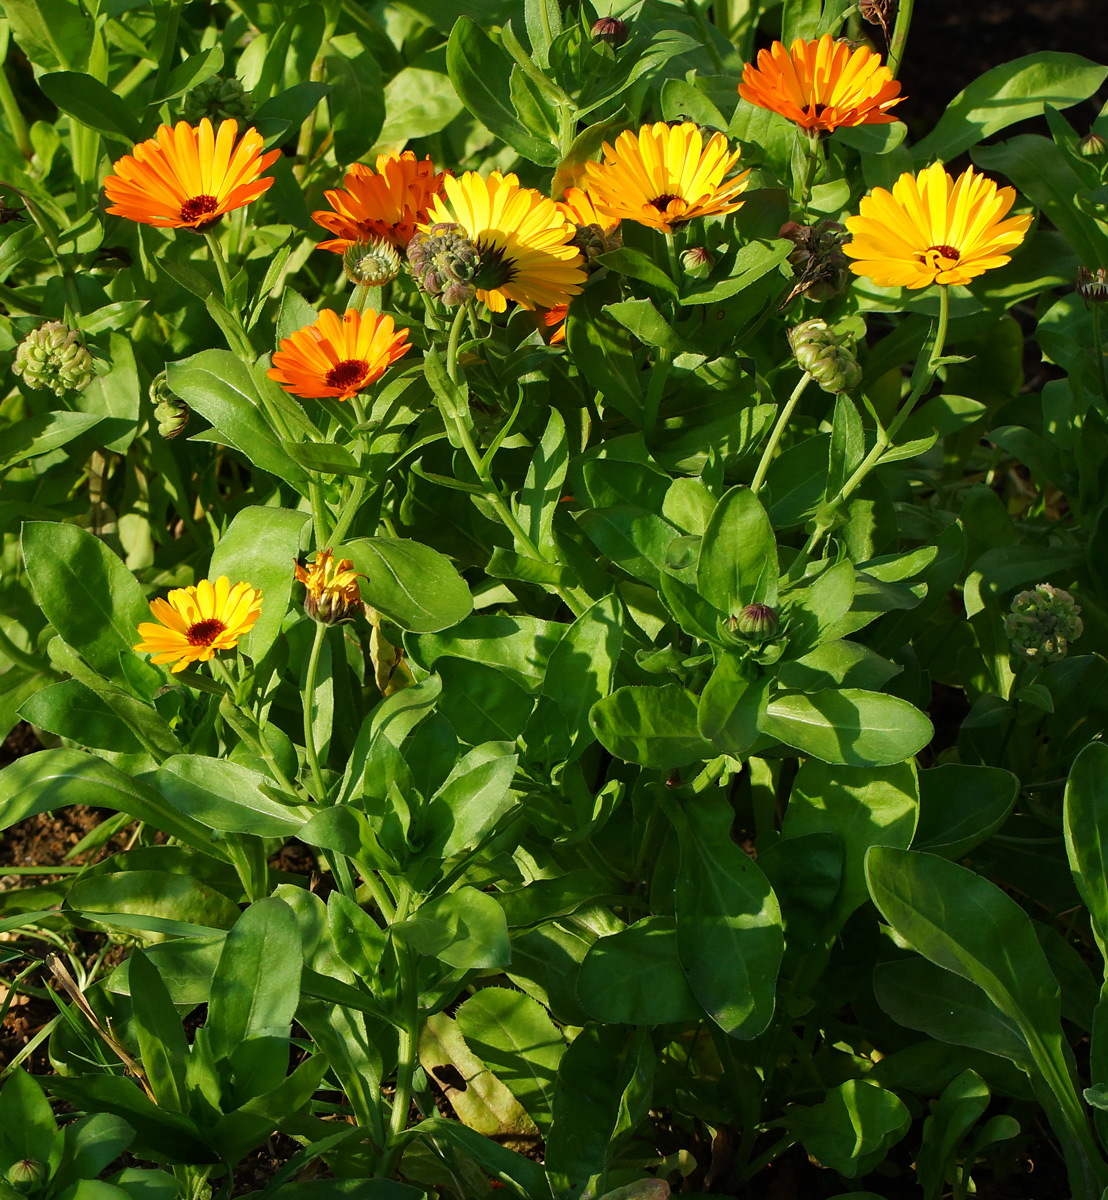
[268,308,411,400]
[557,187,619,235]
[544,304,568,344]
[104,119,280,229]
[738,34,904,133]
[133,577,263,673]
[312,152,443,253]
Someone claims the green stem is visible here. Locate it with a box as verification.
[151,0,183,102]
[663,230,682,287]
[381,942,421,1173]
[642,350,671,438]
[204,230,238,316]
[303,620,329,802]
[309,481,332,549]
[683,0,723,72]
[798,129,823,220]
[330,476,366,548]
[445,303,468,383]
[1093,303,1108,402]
[0,623,61,679]
[886,0,914,76]
[751,372,812,495]
[0,24,32,160]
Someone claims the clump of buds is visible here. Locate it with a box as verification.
[343,236,403,287]
[407,222,481,306]
[681,246,715,279]
[730,603,779,641]
[294,549,364,625]
[150,372,190,439]
[1077,266,1108,304]
[591,16,628,49]
[1004,583,1083,664]
[1080,132,1107,159]
[788,318,862,394]
[780,220,850,304]
[183,76,253,124]
[5,1161,45,1196]
[13,321,95,396]
[570,222,621,267]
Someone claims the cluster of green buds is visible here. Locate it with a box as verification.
[780,220,850,303]
[149,372,189,439]
[1077,266,1108,305]
[570,222,621,268]
[343,236,402,287]
[788,318,862,394]
[182,76,253,124]
[5,1161,45,1196]
[407,222,480,306]
[13,321,95,395]
[1004,583,1083,664]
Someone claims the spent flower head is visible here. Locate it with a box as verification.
[406,222,481,306]
[13,321,95,395]
[780,220,851,303]
[1005,584,1083,664]
[295,549,363,625]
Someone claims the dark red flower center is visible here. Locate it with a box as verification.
[325,358,369,391]
[187,618,226,646]
[650,193,681,211]
[923,243,961,263]
[180,194,219,223]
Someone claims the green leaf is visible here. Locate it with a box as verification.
[664,790,783,1038]
[1065,743,1108,963]
[578,916,703,1026]
[22,521,150,685]
[697,486,778,613]
[424,743,518,858]
[324,36,384,163]
[590,685,713,768]
[455,987,565,1137]
[67,870,241,940]
[678,239,791,307]
[520,408,569,550]
[784,1079,910,1178]
[446,17,559,165]
[916,1070,991,1200]
[38,71,143,141]
[396,887,509,969]
[437,658,533,744]
[409,1116,552,1200]
[542,594,622,754]
[1,0,92,70]
[20,679,144,754]
[372,68,463,152]
[411,614,564,691]
[55,1114,135,1195]
[914,764,1018,859]
[565,281,642,419]
[762,688,933,767]
[915,53,1108,163]
[0,1068,56,1163]
[155,755,304,838]
[698,656,768,758]
[128,952,189,1113]
[594,247,679,298]
[344,537,472,633]
[0,411,101,468]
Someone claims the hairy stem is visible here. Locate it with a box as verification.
[751,372,813,495]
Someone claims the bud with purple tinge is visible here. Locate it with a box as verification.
[681,246,715,279]
[6,1162,45,1196]
[1080,132,1107,159]
[591,16,628,49]
[730,603,779,641]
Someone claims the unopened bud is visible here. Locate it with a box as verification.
[13,321,95,396]
[407,222,481,307]
[149,372,189,439]
[6,1162,45,1195]
[591,16,628,49]
[570,221,621,267]
[182,76,253,125]
[730,603,779,641]
[1080,132,1107,159]
[681,246,715,279]
[788,318,862,394]
[1005,583,1082,664]
[343,236,402,287]
[1077,266,1108,304]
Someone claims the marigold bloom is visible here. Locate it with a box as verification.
[294,549,363,624]
[544,304,568,344]
[104,119,280,229]
[423,172,587,313]
[843,163,1033,289]
[582,122,749,235]
[738,34,904,133]
[134,577,262,673]
[312,152,443,253]
[268,308,411,400]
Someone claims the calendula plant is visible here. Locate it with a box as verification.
[1,1,1108,1199]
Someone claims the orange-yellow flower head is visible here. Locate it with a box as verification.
[268,308,412,401]
[312,151,444,253]
[843,163,1033,289]
[582,122,749,235]
[104,119,280,229]
[133,577,263,673]
[423,172,587,314]
[738,34,904,134]
[294,549,363,624]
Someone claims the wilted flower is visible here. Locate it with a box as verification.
[406,222,481,306]
[294,549,363,624]
[788,319,862,393]
[182,76,253,125]
[343,236,403,287]
[13,321,95,395]
[1077,266,1108,304]
[591,16,628,48]
[681,246,715,279]
[859,0,897,40]
[731,603,779,640]
[780,220,850,303]
[1005,583,1083,664]
[133,577,263,674]
[150,372,189,439]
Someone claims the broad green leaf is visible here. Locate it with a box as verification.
[565,280,642,419]
[437,658,533,744]
[410,1116,552,1200]
[698,656,768,758]
[128,951,189,1113]
[155,755,305,837]
[590,685,713,768]
[344,537,472,633]
[697,486,778,613]
[916,1070,991,1200]
[39,71,143,141]
[542,594,622,753]
[678,238,791,306]
[762,688,933,767]
[0,411,101,468]
[664,790,782,1038]
[594,247,679,298]
[784,1079,910,1178]
[324,36,384,162]
[425,742,519,858]
[395,887,510,969]
[520,408,568,549]
[0,1068,56,1163]
[412,615,565,692]
[914,764,1018,859]
[54,1114,135,1195]
[1064,742,1108,961]
[67,870,241,942]
[22,521,150,685]
[20,679,144,753]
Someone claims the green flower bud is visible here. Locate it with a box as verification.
[13,321,95,396]
[343,236,402,287]
[591,16,628,49]
[182,76,253,125]
[570,221,621,267]
[788,318,862,394]
[1005,583,1083,664]
[149,372,189,439]
[1080,132,1107,159]
[6,1161,45,1195]
[680,246,715,279]
[406,223,481,307]
[730,603,779,641]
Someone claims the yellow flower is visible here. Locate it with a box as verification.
[738,34,904,134]
[294,549,363,624]
[133,577,263,673]
[104,118,280,229]
[843,163,1033,289]
[312,151,444,253]
[582,122,749,235]
[268,308,412,401]
[423,172,587,313]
